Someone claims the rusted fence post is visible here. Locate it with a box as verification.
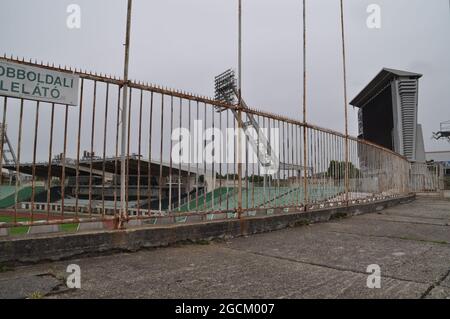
[119,0,133,228]
[237,0,243,218]
[339,0,350,206]
[302,0,308,210]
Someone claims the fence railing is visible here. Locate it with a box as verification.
[0,56,413,233]
[409,162,445,193]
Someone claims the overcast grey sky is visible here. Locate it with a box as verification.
[1,0,449,152]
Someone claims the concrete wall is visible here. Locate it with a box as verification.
[0,194,415,265]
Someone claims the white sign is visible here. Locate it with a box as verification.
[0,60,79,106]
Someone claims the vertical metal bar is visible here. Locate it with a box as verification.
[226,109,230,211]
[187,100,191,211]
[159,94,164,212]
[46,103,55,220]
[137,89,143,215]
[262,116,266,207]
[319,131,327,201]
[147,92,154,213]
[340,135,343,198]
[101,84,110,217]
[237,110,243,215]
[314,129,318,203]
[61,104,69,218]
[316,130,320,202]
[326,132,330,201]
[331,133,335,201]
[245,114,249,210]
[203,103,207,212]
[311,128,314,203]
[309,128,313,204]
[358,141,361,196]
[350,138,353,200]
[326,132,329,201]
[281,120,286,207]
[323,132,327,201]
[288,122,293,206]
[211,104,215,212]
[302,0,308,210]
[88,81,97,216]
[295,124,300,206]
[30,101,40,222]
[178,98,182,212]
[339,0,349,205]
[334,134,337,198]
[287,122,291,206]
[251,115,257,209]
[75,79,84,218]
[126,88,132,213]
[267,117,272,207]
[195,101,199,212]
[285,123,294,206]
[169,96,173,213]
[219,106,223,209]
[291,122,295,206]
[319,130,323,201]
[0,97,6,185]
[284,121,288,205]
[14,99,24,224]
[120,0,133,227]
[318,130,322,201]
[237,0,243,218]
[277,120,281,207]
[233,110,237,211]
[113,86,121,217]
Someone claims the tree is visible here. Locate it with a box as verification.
[327,160,360,179]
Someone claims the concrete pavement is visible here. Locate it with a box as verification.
[0,197,449,299]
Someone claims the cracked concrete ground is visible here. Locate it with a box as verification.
[0,197,449,299]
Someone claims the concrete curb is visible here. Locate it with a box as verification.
[0,194,415,264]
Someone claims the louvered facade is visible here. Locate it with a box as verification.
[397,79,419,160]
[350,68,425,162]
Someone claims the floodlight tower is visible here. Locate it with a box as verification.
[433,120,450,143]
[214,69,310,174]
[0,123,17,184]
[0,123,16,165]
[214,70,280,174]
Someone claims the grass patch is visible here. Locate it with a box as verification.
[0,215,79,235]
[0,215,31,235]
[9,226,29,236]
[399,236,449,245]
[0,215,30,223]
[60,223,78,232]
[28,291,44,299]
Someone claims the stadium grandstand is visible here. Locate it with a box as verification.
[1,152,210,215]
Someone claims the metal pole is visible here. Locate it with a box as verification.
[302,0,308,210]
[339,0,349,205]
[237,0,243,218]
[120,0,133,228]
[0,97,6,185]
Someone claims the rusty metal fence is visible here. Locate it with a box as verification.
[0,56,412,234]
[409,162,445,193]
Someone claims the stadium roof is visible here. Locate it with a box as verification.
[350,68,422,108]
[3,157,203,179]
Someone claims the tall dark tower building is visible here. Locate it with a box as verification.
[350,68,425,162]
